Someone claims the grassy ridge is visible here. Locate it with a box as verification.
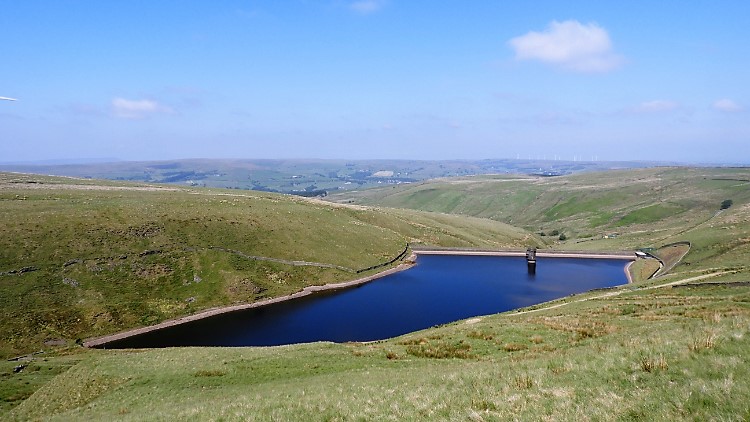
[331,167,750,238]
[0,172,531,359]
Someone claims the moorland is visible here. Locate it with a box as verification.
[2,165,750,420]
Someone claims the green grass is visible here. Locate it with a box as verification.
[0,355,82,415]
[543,194,619,221]
[615,203,686,226]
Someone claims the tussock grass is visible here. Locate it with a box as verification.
[689,331,718,352]
[529,334,545,344]
[466,330,494,341]
[639,353,669,373]
[513,374,534,389]
[502,342,527,352]
[405,340,473,359]
[193,369,226,377]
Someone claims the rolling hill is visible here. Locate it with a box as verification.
[4,167,750,420]
[329,167,750,262]
[0,157,669,195]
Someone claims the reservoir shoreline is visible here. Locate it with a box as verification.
[84,247,635,348]
[84,258,418,348]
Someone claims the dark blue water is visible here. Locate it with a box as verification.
[102,255,628,348]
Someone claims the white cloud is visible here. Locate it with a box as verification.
[112,98,173,119]
[349,0,386,14]
[713,98,743,112]
[508,20,624,73]
[632,100,680,113]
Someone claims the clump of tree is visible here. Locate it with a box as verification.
[720,199,733,210]
[292,189,328,198]
[539,229,562,237]
[558,233,567,241]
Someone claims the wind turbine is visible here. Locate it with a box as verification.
[0,96,18,101]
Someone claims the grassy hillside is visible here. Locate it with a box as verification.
[0,172,532,359]
[4,167,750,420]
[330,167,750,252]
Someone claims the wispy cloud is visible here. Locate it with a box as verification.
[631,100,680,113]
[112,98,173,119]
[349,0,386,15]
[508,20,624,73]
[713,98,743,112]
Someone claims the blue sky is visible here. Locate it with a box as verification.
[1,1,748,163]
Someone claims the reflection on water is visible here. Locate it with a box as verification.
[102,255,628,348]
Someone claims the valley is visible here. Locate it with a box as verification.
[3,166,750,420]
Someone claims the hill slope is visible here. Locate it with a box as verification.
[330,167,750,258]
[0,172,532,359]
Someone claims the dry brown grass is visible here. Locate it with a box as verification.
[640,354,668,372]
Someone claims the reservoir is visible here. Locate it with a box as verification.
[100,254,629,348]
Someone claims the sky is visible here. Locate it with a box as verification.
[1,1,748,164]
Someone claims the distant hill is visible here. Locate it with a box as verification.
[0,157,673,196]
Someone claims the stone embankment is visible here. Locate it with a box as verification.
[410,246,636,260]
